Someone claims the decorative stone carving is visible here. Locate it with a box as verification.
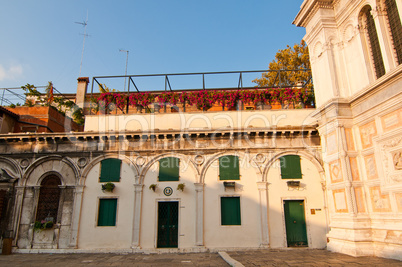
[135,156,146,166]
[20,159,29,168]
[77,157,87,168]
[375,132,402,189]
[392,151,402,170]
[194,155,205,165]
[0,168,15,182]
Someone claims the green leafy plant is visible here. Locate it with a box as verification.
[33,220,54,232]
[101,182,115,192]
[149,184,157,192]
[177,183,185,192]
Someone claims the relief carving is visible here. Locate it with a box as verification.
[392,151,402,170]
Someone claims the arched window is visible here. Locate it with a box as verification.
[36,175,61,223]
[384,0,402,64]
[362,6,386,78]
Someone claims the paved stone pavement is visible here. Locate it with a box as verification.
[227,249,402,266]
[0,249,401,266]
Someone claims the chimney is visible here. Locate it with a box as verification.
[75,77,89,110]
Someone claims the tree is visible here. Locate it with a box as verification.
[253,40,311,88]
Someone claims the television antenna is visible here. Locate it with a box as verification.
[119,49,129,91]
[75,11,89,77]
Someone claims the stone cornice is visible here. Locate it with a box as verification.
[0,126,319,143]
[294,0,334,28]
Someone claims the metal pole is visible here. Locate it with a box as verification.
[1,89,5,106]
[119,49,129,92]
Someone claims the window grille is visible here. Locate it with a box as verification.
[36,175,61,222]
[385,0,402,64]
[364,7,386,78]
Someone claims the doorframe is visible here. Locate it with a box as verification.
[281,197,311,247]
[154,198,180,249]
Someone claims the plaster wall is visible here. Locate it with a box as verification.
[203,154,261,249]
[77,161,136,249]
[140,155,197,250]
[84,109,317,132]
[267,156,327,248]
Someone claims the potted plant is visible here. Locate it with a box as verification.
[33,220,54,232]
[149,184,157,192]
[177,183,185,192]
[101,182,115,192]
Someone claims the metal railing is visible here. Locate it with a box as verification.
[91,69,312,94]
[0,86,72,106]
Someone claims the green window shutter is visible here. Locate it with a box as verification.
[98,198,117,226]
[159,157,180,181]
[219,155,240,180]
[280,155,302,179]
[100,159,121,182]
[221,197,241,225]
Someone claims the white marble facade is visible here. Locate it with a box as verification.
[294,0,402,261]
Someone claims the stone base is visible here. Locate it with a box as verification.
[327,238,402,261]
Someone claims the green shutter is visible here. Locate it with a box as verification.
[221,197,241,225]
[219,155,240,180]
[159,157,180,181]
[100,159,121,182]
[98,198,117,226]
[280,155,302,179]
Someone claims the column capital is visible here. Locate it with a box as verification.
[133,184,144,192]
[74,185,85,193]
[257,181,268,190]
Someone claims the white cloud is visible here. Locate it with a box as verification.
[0,64,23,81]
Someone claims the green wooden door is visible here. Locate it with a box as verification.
[284,200,308,247]
[157,202,179,248]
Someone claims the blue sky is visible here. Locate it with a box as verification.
[0,1,305,97]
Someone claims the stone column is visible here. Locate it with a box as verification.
[194,183,204,246]
[11,186,25,247]
[68,185,84,248]
[131,183,144,248]
[29,186,41,248]
[257,182,269,247]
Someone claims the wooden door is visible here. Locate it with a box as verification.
[284,200,308,247]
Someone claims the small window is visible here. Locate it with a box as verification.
[280,155,302,179]
[97,198,117,226]
[100,159,121,182]
[221,197,241,225]
[159,157,180,181]
[219,155,240,180]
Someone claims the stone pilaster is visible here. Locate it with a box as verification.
[194,183,204,246]
[131,183,143,248]
[257,181,269,247]
[68,185,84,248]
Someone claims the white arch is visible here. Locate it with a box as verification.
[0,156,22,180]
[22,155,79,186]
